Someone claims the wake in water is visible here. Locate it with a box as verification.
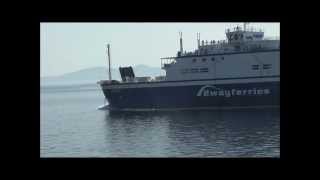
[97,104,109,110]
[97,99,109,110]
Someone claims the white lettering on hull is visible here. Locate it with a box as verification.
[196,85,271,97]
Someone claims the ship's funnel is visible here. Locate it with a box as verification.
[119,66,135,82]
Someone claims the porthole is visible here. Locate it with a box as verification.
[202,58,206,62]
[211,57,215,61]
[192,59,197,62]
[221,56,224,60]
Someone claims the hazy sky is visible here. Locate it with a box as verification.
[40,22,280,77]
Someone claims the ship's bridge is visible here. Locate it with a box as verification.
[225,24,264,43]
[172,23,277,57]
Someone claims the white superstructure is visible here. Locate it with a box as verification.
[161,23,280,82]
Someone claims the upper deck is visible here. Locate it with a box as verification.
[178,38,279,58]
[175,23,279,58]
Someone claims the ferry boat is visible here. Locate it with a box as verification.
[98,23,280,111]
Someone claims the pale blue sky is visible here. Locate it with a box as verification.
[40,23,280,77]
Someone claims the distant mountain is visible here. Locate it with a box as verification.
[41,65,164,86]
[130,64,164,77]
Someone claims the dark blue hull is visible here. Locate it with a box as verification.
[101,81,279,110]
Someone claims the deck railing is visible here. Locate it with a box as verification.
[264,36,280,40]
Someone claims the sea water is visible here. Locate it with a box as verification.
[40,83,280,157]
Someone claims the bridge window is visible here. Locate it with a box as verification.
[263,64,272,69]
[252,65,259,70]
[181,69,186,73]
[200,68,209,72]
[181,68,209,74]
[191,68,199,73]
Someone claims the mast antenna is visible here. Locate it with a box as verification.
[179,32,183,54]
[197,33,200,48]
[107,44,112,81]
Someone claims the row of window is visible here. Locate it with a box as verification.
[252,64,272,70]
[192,56,224,63]
[181,64,271,73]
[181,68,209,74]
[263,64,272,69]
[199,47,229,52]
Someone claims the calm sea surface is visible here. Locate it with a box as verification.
[40,83,280,157]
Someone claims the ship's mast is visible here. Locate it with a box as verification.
[179,32,183,55]
[197,33,200,48]
[107,44,112,81]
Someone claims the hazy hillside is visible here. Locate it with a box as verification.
[41,65,164,86]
